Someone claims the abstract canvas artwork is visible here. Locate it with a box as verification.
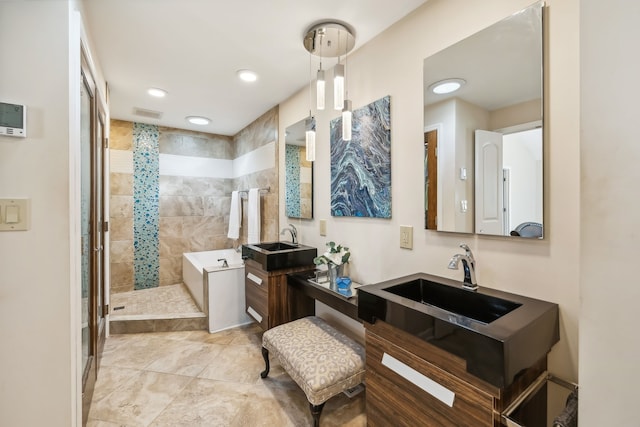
[330,95,391,218]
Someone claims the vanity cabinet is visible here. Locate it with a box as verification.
[364,320,545,427]
[244,259,313,330]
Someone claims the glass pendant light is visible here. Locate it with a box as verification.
[333,63,345,110]
[316,69,325,110]
[342,100,352,141]
[305,116,316,162]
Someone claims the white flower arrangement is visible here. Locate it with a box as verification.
[313,241,351,266]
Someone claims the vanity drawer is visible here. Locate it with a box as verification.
[245,278,268,330]
[245,265,268,294]
[366,331,495,427]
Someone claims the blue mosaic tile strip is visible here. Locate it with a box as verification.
[285,144,301,217]
[133,123,160,289]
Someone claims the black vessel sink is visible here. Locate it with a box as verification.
[254,242,300,251]
[385,278,521,324]
[358,273,559,388]
[242,242,317,271]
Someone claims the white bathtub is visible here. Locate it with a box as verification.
[182,249,251,333]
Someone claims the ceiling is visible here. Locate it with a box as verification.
[82,0,428,136]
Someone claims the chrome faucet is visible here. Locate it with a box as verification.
[448,243,478,291]
[218,258,229,268]
[280,223,298,245]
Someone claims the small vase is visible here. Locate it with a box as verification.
[328,263,344,291]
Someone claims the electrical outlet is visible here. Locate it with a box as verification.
[319,219,327,236]
[400,225,413,249]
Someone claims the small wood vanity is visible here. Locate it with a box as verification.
[244,259,314,330]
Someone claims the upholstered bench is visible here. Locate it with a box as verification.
[260,316,365,427]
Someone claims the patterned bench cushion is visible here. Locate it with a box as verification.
[262,316,365,405]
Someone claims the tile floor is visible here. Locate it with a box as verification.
[88,323,366,426]
[110,284,202,318]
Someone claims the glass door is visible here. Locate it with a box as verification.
[80,48,107,422]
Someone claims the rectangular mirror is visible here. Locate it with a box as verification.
[285,118,313,219]
[424,1,543,238]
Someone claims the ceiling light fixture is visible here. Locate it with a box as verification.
[147,87,167,98]
[430,78,466,94]
[303,22,355,113]
[186,116,210,126]
[237,69,258,82]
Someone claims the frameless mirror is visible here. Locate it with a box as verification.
[424,2,543,238]
[285,118,313,219]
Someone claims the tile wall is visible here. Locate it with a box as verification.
[109,107,278,294]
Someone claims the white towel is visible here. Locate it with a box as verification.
[247,188,261,244]
[227,190,241,239]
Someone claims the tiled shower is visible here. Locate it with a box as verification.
[109,107,279,297]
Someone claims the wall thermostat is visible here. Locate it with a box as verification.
[0,102,27,137]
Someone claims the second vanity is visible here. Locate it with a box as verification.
[358,273,559,426]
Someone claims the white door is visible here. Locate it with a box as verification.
[475,130,503,235]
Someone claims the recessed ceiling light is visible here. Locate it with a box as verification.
[430,78,466,94]
[147,87,168,98]
[237,69,258,82]
[186,116,210,126]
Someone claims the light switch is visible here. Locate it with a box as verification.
[400,225,413,249]
[6,205,19,223]
[0,198,30,231]
[319,219,327,236]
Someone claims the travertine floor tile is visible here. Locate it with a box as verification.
[89,323,366,426]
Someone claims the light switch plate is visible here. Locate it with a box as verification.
[400,225,413,249]
[319,219,327,236]
[0,198,30,231]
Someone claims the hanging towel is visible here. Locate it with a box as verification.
[227,190,241,239]
[247,188,261,244]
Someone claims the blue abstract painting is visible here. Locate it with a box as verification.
[330,96,391,218]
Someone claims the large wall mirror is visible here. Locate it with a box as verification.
[424,1,543,238]
[285,118,314,219]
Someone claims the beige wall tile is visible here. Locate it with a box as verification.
[110,195,134,218]
[159,196,204,217]
[159,176,184,196]
[159,256,182,286]
[110,217,133,241]
[159,237,189,258]
[159,217,183,238]
[110,119,133,151]
[110,262,134,293]
[110,240,133,263]
[110,173,133,196]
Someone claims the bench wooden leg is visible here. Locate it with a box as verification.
[260,347,270,378]
[310,402,325,427]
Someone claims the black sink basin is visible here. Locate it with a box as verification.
[242,242,317,271]
[358,273,559,388]
[385,278,521,324]
[254,242,300,251]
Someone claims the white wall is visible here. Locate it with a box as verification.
[580,0,640,424]
[0,1,106,425]
[0,2,76,425]
[279,0,580,390]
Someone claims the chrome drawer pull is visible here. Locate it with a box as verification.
[381,352,455,407]
[247,306,263,323]
[247,272,262,285]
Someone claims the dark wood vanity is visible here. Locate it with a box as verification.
[244,259,314,330]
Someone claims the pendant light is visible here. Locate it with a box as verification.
[305,50,316,161]
[333,63,345,110]
[316,69,325,110]
[305,116,316,162]
[342,100,352,141]
[303,22,355,111]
